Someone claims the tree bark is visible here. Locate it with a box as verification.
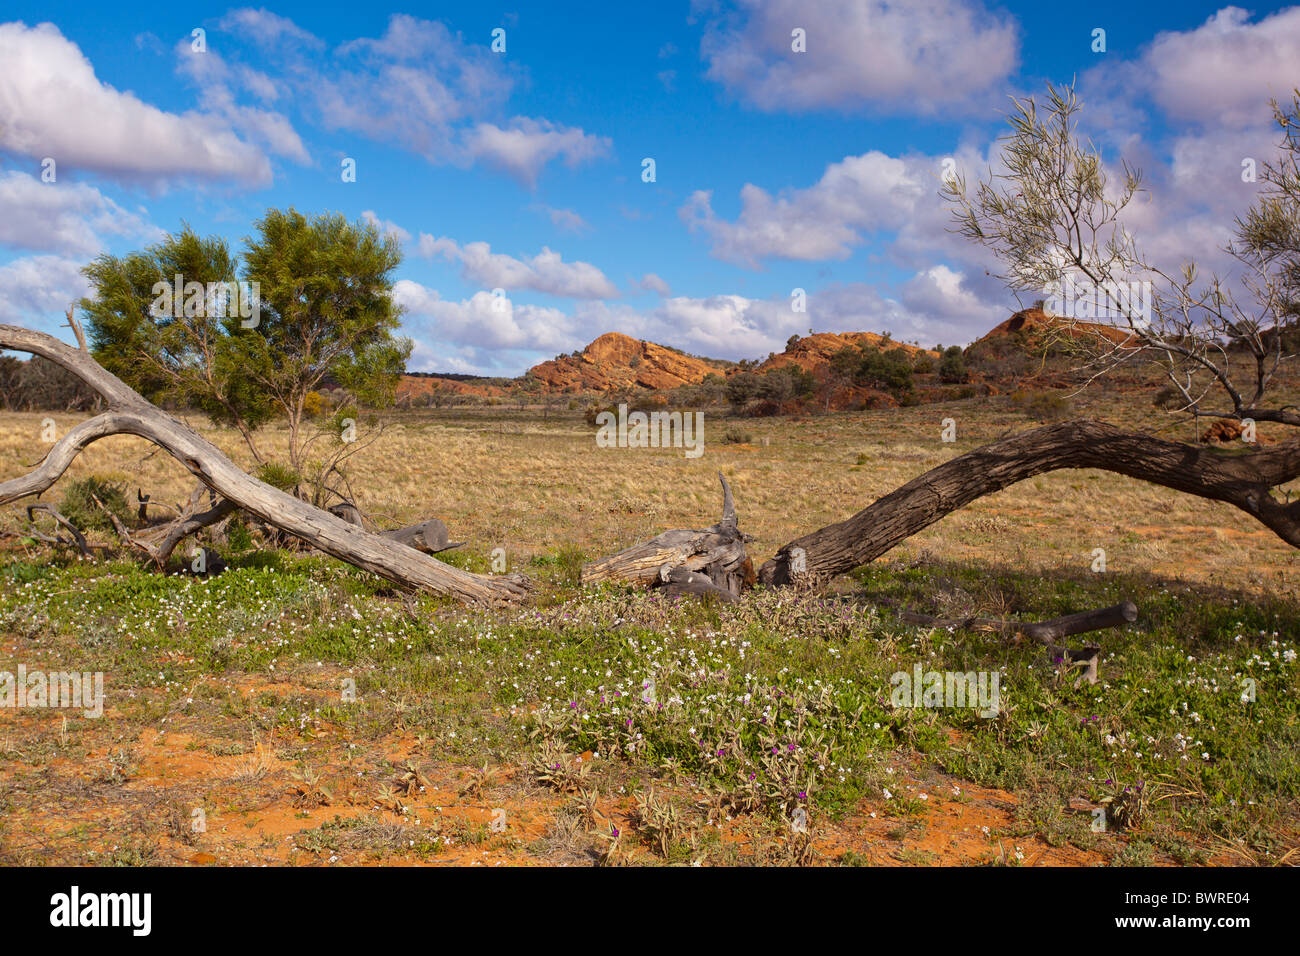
[0,323,528,605]
[760,420,1300,585]
[581,473,753,597]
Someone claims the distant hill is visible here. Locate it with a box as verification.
[395,312,1127,406]
[757,332,936,375]
[526,332,733,393]
[970,307,1134,353]
[395,374,506,404]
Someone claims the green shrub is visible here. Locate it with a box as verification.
[1012,389,1072,420]
[256,461,302,492]
[938,346,968,384]
[58,476,130,532]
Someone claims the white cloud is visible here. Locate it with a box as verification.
[207,12,611,185]
[218,7,325,50]
[174,44,309,164]
[1140,7,1300,128]
[638,273,672,295]
[314,17,510,165]
[394,282,579,352]
[0,170,159,257]
[361,211,412,243]
[530,204,591,234]
[463,118,611,188]
[0,21,272,185]
[0,254,93,327]
[680,151,925,267]
[1075,7,1300,282]
[416,236,619,299]
[701,0,1018,114]
[899,265,998,328]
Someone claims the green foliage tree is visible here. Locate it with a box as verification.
[82,210,412,494]
[938,346,968,384]
[852,348,915,395]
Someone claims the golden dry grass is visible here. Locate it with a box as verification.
[3,389,1297,592]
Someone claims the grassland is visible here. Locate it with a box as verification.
[0,386,1297,866]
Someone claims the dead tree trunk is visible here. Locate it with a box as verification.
[0,322,528,605]
[760,420,1300,585]
[581,473,753,598]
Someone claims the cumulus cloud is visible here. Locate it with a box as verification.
[174,43,309,164]
[416,236,619,299]
[680,151,925,267]
[361,211,412,243]
[0,171,159,257]
[394,281,580,353]
[206,12,611,185]
[0,254,93,328]
[899,265,999,329]
[463,118,611,188]
[1074,7,1300,282]
[1139,6,1300,128]
[700,0,1019,114]
[0,21,272,185]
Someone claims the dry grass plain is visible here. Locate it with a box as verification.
[3,387,1297,591]
[1,387,1298,867]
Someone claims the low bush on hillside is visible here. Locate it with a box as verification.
[1010,389,1073,420]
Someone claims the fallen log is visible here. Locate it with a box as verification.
[760,420,1300,586]
[581,473,753,598]
[0,320,528,605]
[382,518,464,555]
[96,485,239,567]
[5,503,93,556]
[656,564,740,602]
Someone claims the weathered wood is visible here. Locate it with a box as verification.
[656,564,740,602]
[328,502,464,554]
[381,517,464,554]
[581,473,752,597]
[760,420,1300,585]
[21,503,91,555]
[0,322,528,605]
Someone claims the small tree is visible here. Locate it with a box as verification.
[941,82,1300,431]
[82,210,411,501]
[938,346,968,384]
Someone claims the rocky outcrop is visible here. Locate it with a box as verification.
[973,307,1135,349]
[756,332,936,375]
[527,332,725,392]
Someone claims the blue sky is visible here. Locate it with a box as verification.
[2,1,1298,374]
